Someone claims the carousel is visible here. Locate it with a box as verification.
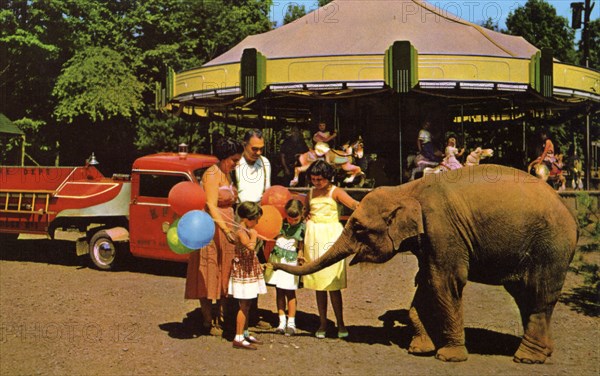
[156,0,600,189]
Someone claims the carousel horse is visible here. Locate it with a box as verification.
[422,147,494,176]
[289,140,365,187]
[408,153,441,181]
[570,155,584,190]
[465,147,494,166]
[528,153,566,191]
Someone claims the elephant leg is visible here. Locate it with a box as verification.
[505,279,559,364]
[408,285,436,355]
[429,265,469,362]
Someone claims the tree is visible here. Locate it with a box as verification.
[505,0,577,63]
[281,0,333,25]
[480,17,499,32]
[53,46,144,123]
[0,0,69,120]
[1,0,274,167]
[283,4,306,24]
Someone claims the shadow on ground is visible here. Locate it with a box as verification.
[560,285,600,317]
[0,238,186,277]
[159,306,520,358]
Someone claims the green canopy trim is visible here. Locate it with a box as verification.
[0,114,24,135]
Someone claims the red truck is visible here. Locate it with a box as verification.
[0,152,218,270]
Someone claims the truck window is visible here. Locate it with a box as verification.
[193,167,210,183]
[139,174,189,198]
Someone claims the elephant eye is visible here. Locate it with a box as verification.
[352,220,366,234]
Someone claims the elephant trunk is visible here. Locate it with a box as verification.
[274,230,355,276]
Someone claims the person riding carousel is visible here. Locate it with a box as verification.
[417,120,442,163]
[528,130,557,174]
[527,130,566,190]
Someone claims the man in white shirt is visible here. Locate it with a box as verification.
[235,129,271,203]
[234,129,272,329]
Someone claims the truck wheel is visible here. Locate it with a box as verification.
[89,231,117,270]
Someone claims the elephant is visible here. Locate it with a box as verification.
[275,165,578,364]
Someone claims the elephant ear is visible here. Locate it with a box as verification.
[387,198,424,250]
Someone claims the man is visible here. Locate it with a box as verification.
[417,120,441,162]
[235,129,271,204]
[234,128,272,329]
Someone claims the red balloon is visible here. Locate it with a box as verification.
[261,185,292,218]
[168,182,206,216]
[255,205,283,240]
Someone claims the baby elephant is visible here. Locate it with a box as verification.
[276,165,578,363]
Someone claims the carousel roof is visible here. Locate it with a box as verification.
[161,0,599,115]
[206,0,539,66]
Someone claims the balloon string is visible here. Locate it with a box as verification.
[213,218,243,232]
[214,218,267,240]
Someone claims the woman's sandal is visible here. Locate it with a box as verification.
[337,329,349,339]
[315,330,326,339]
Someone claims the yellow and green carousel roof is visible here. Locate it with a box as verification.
[160,0,599,114]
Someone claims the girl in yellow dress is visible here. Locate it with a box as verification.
[303,160,359,339]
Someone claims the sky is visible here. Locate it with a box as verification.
[268,0,599,41]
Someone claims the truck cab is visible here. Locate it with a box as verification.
[126,152,217,264]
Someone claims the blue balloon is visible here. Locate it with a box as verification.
[177,210,215,249]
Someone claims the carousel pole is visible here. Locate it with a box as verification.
[334,102,339,149]
[585,111,590,189]
[460,104,465,151]
[522,118,527,168]
[398,95,403,184]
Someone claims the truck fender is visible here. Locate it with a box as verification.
[75,227,129,256]
[103,227,130,242]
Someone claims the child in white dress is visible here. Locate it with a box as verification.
[265,199,305,336]
[229,202,267,350]
[303,160,359,339]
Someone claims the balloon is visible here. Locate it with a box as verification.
[168,182,206,216]
[255,205,283,240]
[177,210,215,249]
[166,219,195,254]
[261,185,292,218]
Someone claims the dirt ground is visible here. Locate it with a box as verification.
[1,237,598,376]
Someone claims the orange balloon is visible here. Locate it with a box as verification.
[261,185,292,218]
[168,182,206,216]
[255,205,283,240]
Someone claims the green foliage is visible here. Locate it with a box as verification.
[579,18,600,69]
[53,46,144,123]
[2,0,273,167]
[0,117,58,166]
[480,17,499,31]
[134,114,209,155]
[505,0,577,63]
[576,193,600,241]
[284,4,306,25]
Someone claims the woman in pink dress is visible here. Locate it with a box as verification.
[185,137,243,336]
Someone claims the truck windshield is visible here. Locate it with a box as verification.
[139,174,189,198]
